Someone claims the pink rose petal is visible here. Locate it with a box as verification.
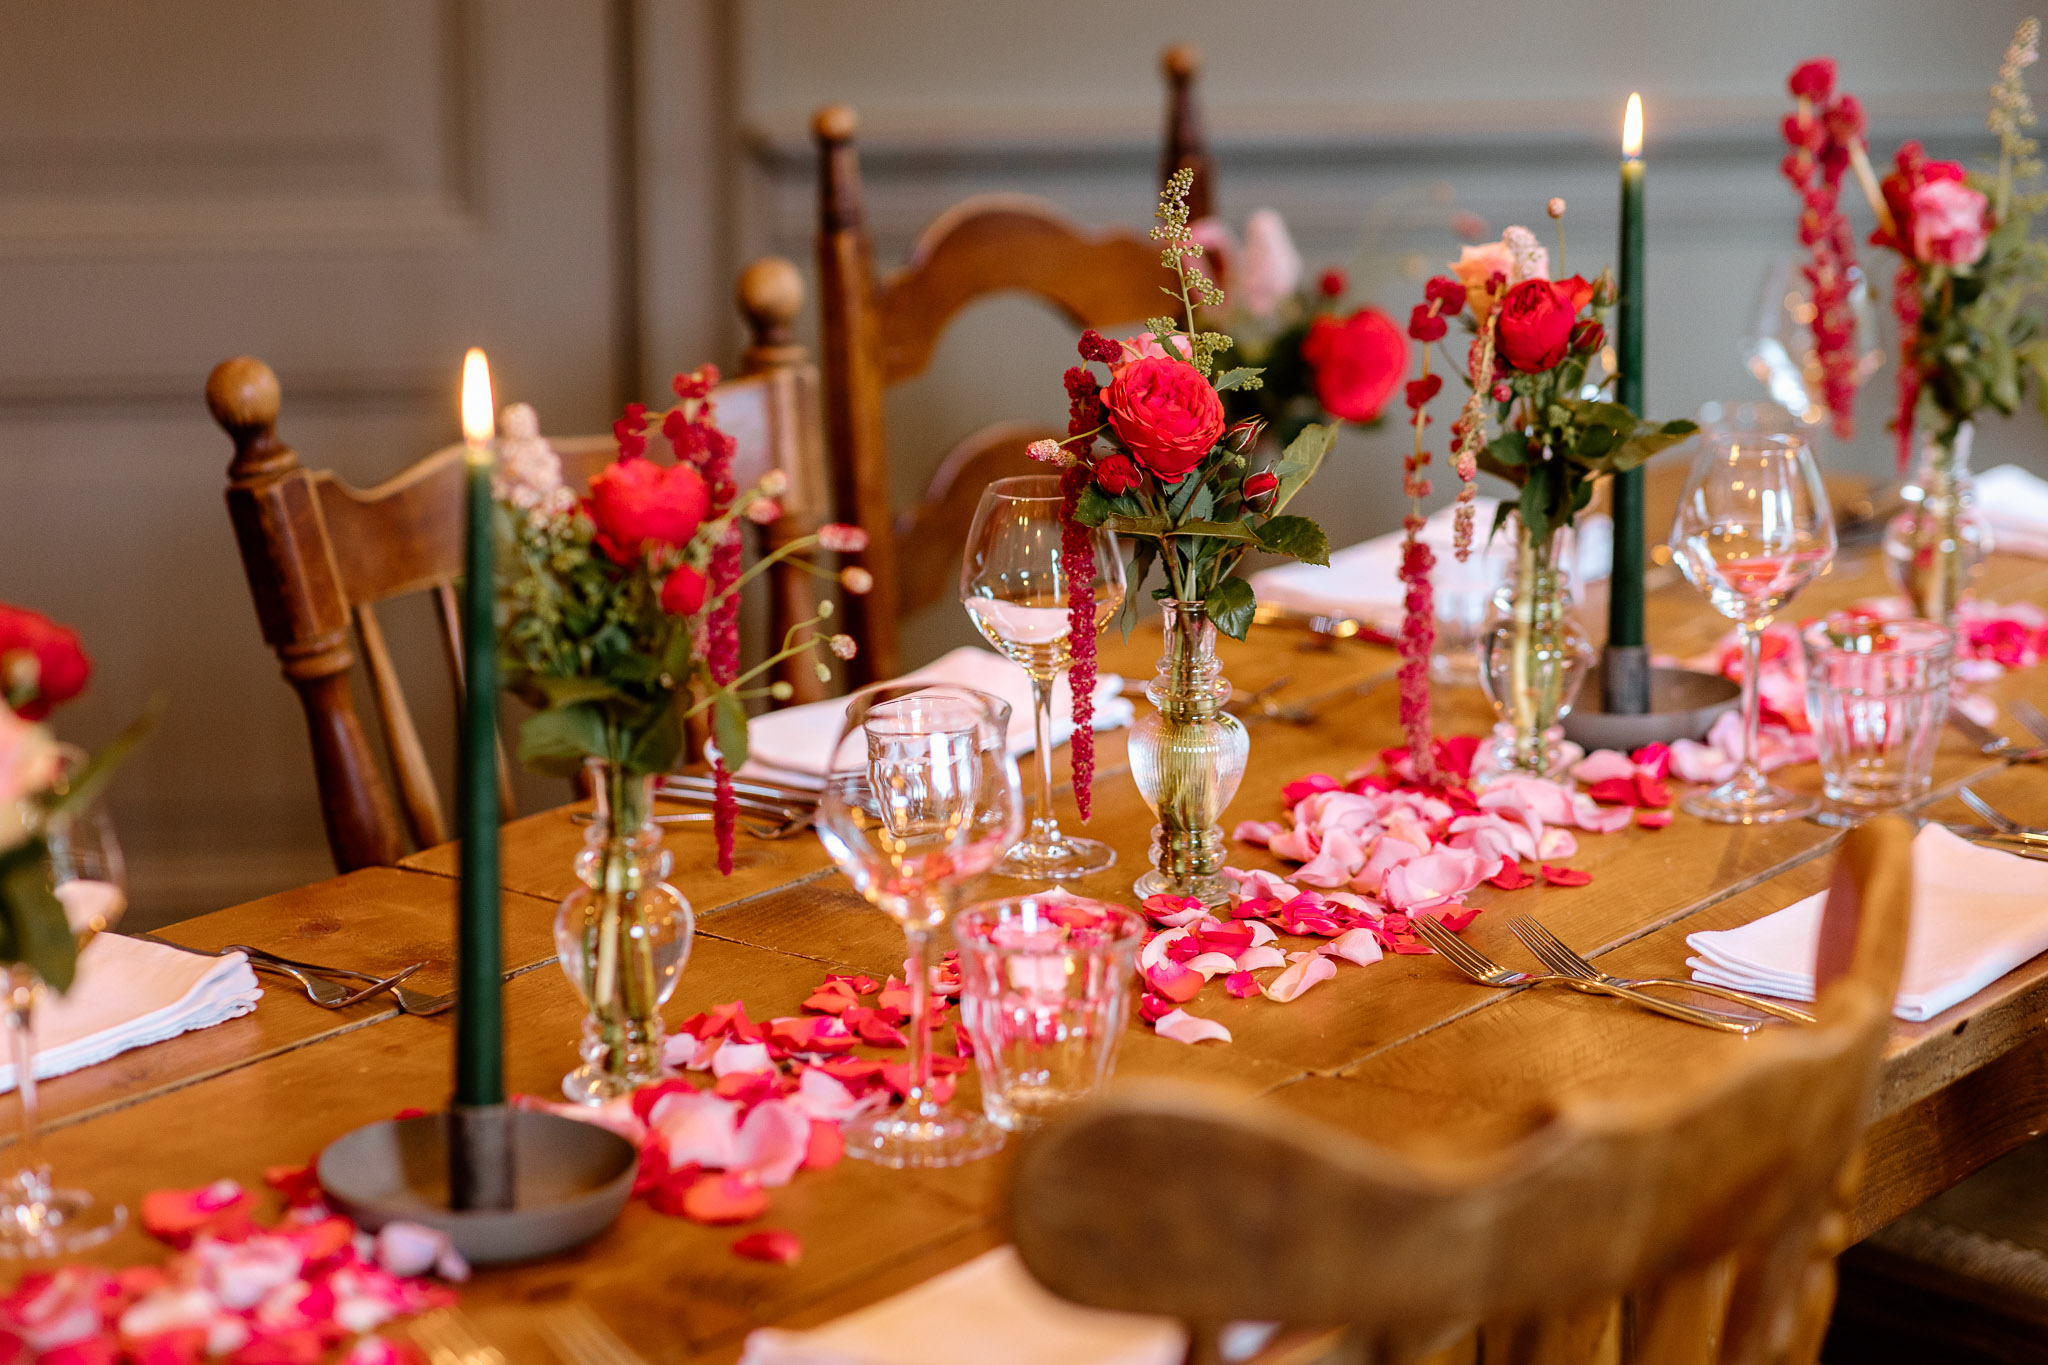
[1637,808,1674,829]
[1382,845,1485,913]
[681,1172,768,1225]
[1153,1009,1232,1044]
[1142,958,1204,1003]
[1293,827,1367,888]
[1630,742,1672,779]
[1183,952,1240,979]
[1265,952,1338,1002]
[1233,944,1288,972]
[1571,749,1637,784]
[1224,971,1262,998]
[1323,928,1384,966]
[710,1040,774,1077]
[1231,819,1283,847]
[732,1099,810,1188]
[647,1089,741,1170]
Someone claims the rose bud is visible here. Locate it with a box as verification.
[660,566,708,616]
[1093,452,1145,496]
[1243,470,1280,505]
[1570,319,1605,354]
[1590,274,1618,309]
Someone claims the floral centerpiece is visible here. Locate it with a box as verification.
[1402,216,1696,777]
[1190,209,1408,450]
[1780,24,2048,620]
[493,370,863,1101]
[1031,169,1346,905]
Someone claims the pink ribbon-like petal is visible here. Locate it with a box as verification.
[1153,1009,1232,1044]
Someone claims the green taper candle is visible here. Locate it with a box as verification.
[455,347,504,1108]
[1607,93,1650,711]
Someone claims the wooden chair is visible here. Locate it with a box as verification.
[1010,817,1916,1365]
[812,104,1179,682]
[207,257,829,874]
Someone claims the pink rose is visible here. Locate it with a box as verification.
[1909,177,1990,266]
[1236,209,1303,318]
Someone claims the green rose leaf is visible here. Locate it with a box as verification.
[1174,519,1261,544]
[1212,367,1263,393]
[1254,514,1330,565]
[1,840,76,994]
[625,701,685,776]
[1269,422,1337,513]
[1104,513,1172,539]
[1204,576,1258,642]
[533,675,623,708]
[1073,485,1116,528]
[1486,431,1529,468]
[518,703,609,777]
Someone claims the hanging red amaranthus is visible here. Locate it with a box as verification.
[666,366,743,873]
[1395,287,1459,786]
[1779,57,1872,441]
[1057,347,1113,820]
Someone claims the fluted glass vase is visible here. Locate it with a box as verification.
[1883,422,1991,625]
[1478,515,1593,777]
[556,759,693,1105]
[1129,600,1249,907]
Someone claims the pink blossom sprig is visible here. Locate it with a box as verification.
[1446,282,1496,562]
[667,366,743,873]
[1780,58,1870,439]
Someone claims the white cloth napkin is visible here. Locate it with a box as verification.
[1976,464,2048,558]
[1687,824,2048,1021]
[740,647,1134,787]
[0,934,262,1093]
[738,1246,1184,1365]
[1248,499,1612,630]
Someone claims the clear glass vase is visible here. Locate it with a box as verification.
[1128,600,1249,907]
[556,760,693,1105]
[1882,422,1992,624]
[1478,515,1594,777]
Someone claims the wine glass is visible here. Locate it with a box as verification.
[0,754,128,1256]
[816,683,1023,1168]
[959,476,1126,881]
[1669,432,1838,824]
[1741,253,1885,429]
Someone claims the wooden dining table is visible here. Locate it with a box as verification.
[15,542,2048,1362]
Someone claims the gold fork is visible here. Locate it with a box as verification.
[410,1307,506,1365]
[538,1303,648,1365]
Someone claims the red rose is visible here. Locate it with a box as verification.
[1300,309,1407,423]
[0,606,89,720]
[1094,453,1145,496]
[1100,356,1225,483]
[660,566,708,616]
[1243,470,1279,505]
[584,458,710,565]
[1495,278,1588,373]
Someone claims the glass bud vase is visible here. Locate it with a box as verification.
[1478,515,1594,777]
[556,759,693,1105]
[1129,600,1249,907]
[1882,422,1992,625]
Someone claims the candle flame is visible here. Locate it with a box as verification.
[1623,93,1644,159]
[460,348,495,448]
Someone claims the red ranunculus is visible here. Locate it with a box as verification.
[1094,452,1145,496]
[0,606,89,720]
[1495,278,1589,373]
[584,458,710,565]
[660,566,708,616]
[1300,309,1406,423]
[1100,356,1225,484]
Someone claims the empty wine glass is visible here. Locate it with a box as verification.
[816,683,1023,1167]
[959,476,1126,881]
[1741,253,1884,429]
[1669,432,1838,824]
[1,754,129,1256]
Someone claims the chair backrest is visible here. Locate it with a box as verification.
[812,103,1179,682]
[207,257,829,873]
[1010,817,1916,1365]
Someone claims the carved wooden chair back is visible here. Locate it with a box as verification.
[208,257,828,873]
[1011,816,1916,1365]
[812,101,1180,681]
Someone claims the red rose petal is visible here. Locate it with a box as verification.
[1633,774,1672,808]
[1138,992,1174,1024]
[733,1229,803,1266]
[681,1173,768,1225]
[1391,940,1436,955]
[1487,862,1537,890]
[1637,808,1674,829]
[1539,864,1592,887]
[802,1120,843,1171]
[1435,907,1479,932]
[1584,777,1640,807]
[1224,971,1262,999]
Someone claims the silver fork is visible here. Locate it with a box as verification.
[571,808,813,839]
[231,946,454,1016]
[539,1303,648,1365]
[411,1307,506,1365]
[1510,916,1816,1025]
[2010,698,2048,747]
[1950,710,2048,763]
[1409,917,1760,1034]
[139,935,421,1009]
[1959,787,2048,841]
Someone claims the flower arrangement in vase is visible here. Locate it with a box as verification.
[1032,170,1347,905]
[1401,216,1696,779]
[1780,24,2048,620]
[494,369,864,1102]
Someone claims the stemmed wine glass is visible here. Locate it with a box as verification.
[1669,431,1838,824]
[959,476,1125,881]
[1,756,128,1255]
[816,683,1023,1168]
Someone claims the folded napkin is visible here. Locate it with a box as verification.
[738,1246,1184,1365]
[0,934,262,1093]
[740,647,1133,787]
[1976,464,2048,559]
[1248,499,1612,630]
[1687,824,2048,1021]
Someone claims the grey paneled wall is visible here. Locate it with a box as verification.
[733,0,2048,665]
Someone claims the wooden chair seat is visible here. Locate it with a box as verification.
[208,258,827,873]
[1010,818,1916,1365]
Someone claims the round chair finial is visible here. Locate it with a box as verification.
[1163,43,1200,80]
[738,257,804,330]
[812,103,858,143]
[205,356,280,432]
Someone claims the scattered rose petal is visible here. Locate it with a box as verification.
[731,1099,810,1188]
[802,1120,843,1171]
[1232,944,1288,972]
[1323,928,1384,966]
[710,1040,774,1077]
[681,1173,768,1225]
[1265,953,1338,1003]
[1487,862,1536,890]
[1637,808,1673,829]
[733,1230,803,1266]
[1224,971,1262,998]
[1182,952,1239,979]
[1153,1009,1232,1045]
[1141,958,1203,1003]
[1571,749,1637,784]
[1539,864,1592,887]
